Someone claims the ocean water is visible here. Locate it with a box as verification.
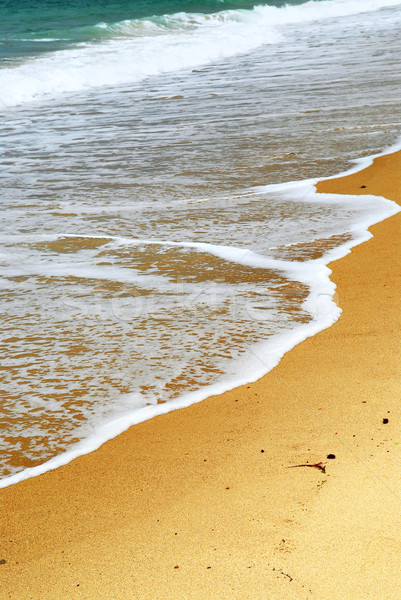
[1,0,401,486]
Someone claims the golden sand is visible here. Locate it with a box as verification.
[2,151,401,599]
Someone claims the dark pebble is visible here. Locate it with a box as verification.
[360,185,366,188]
[261,449,264,453]
[327,454,336,459]
[0,559,6,565]
[383,418,389,424]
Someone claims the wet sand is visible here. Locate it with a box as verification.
[2,150,401,599]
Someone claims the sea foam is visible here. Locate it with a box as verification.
[1,139,400,490]
[1,0,401,106]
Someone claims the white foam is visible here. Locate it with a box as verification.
[19,38,66,42]
[0,261,173,289]
[1,138,400,490]
[2,0,401,106]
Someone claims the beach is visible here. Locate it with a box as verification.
[2,150,400,598]
[3,0,401,482]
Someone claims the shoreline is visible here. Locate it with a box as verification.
[2,142,400,490]
[3,149,401,598]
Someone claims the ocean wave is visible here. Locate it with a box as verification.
[1,145,400,488]
[1,0,401,105]
[92,0,401,38]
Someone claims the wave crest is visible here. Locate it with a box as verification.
[1,0,401,106]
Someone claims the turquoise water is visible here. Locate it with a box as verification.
[1,0,401,483]
[0,0,307,60]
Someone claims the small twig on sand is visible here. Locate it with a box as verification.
[287,462,326,474]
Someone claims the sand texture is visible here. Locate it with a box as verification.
[1,151,401,599]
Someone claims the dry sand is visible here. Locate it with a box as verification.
[2,151,401,599]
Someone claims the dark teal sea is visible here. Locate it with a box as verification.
[0,0,308,60]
